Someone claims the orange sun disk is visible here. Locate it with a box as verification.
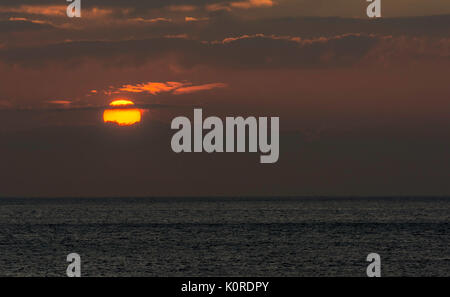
[109,99,135,107]
[103,99,142,126]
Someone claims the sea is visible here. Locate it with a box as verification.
[0,197,448,276]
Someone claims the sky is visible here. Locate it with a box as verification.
[0,0,449,197]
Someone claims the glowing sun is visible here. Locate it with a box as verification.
[103,99,142,126]
[109,99,135,107]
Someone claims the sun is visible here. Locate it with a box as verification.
[109,99,135,107]
[103,99,142,126]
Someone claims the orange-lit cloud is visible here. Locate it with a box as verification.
[185,16,209,22]
[130,17,172,23]
[206,0,275,11]
[172,83,227,94]
[47,100,72,105]
[0,5,114,18]
[0,5,67,16]
[230,0,275,9]
[219,33,302,44]
[116,81,227,95]
[164,34,189,39]
[119,82,185,95]
[9,17,27,21]
[168,5,198,12]
[8,17,52,26]
[205,3,232,12]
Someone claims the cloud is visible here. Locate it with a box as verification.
[164,34,189,39]
[185,16,209,22]
[205,3,232,12]
[168,5,198,12]
[1,14,449,50]
[205,0,276,11]
[131,17,172,23]
[116,81,227,96]
[0,0,271,18]
[118,82,185,95]
[0,5,67,17]
[0,0,275,11]
[230,0,275,9]
[1,33,448,71]
[0,4,116,19]
[0,0,449,21]
[172,83,227,94]
[206,0,275,11]
[0,18,55,33]
[46,100,72,105]
[219,33,301,44]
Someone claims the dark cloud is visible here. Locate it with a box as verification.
[1,33,448,70]
[0,19,55,32]
[213,15,450,38]
[1,14,448,50]
[0,0,225,7]
[1,0,450,17]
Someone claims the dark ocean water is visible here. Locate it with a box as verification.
[0,197,448,277]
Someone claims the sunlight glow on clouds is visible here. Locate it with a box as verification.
[231,0,276,9]
[168,5,198,12]
[119,82,185,95]
[0,5,67,17]
[115,81,228,95]
[185,16,209,22]
[46,100,72,105]
[131,17,172,24]
[0,4,114,19]
[206,0,275,11]
[172,83,227,95]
